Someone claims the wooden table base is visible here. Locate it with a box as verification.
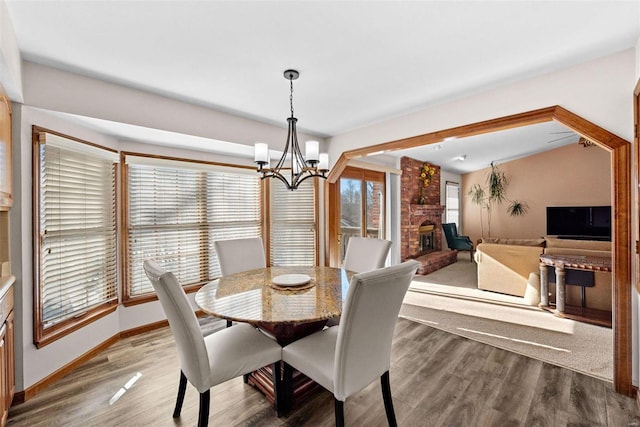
[249,320,329,414]
[247,362,322,413]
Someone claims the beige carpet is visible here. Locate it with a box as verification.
[402,257,613,382]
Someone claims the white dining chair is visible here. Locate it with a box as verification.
[342,237,391,273]
[327,237,392,327]
[282,260,420,427]
[214,237,266,276]
[214,237,266,327]
[143,260,282,427]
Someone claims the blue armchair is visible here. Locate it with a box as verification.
[442,223,474,262]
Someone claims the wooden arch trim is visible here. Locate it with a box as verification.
[327,105,627,182]
[326,105,633,396]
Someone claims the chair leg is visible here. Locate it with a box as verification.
[334,398,345,427]
[381,371,397,427]
[198,390,210,427]
[173,370,187,418]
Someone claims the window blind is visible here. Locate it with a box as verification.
[37,134,118,329]
[126,157,261,297]
[269,179,316,266]
[445,182,460,227]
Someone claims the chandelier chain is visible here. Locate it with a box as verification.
[290,77,294,117]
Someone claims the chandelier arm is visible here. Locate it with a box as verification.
[273,117,295,173]
[290,119,307,172]
[291,170,327,188]
[264,169,295,191]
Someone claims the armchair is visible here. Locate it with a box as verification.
[442,223,474,262]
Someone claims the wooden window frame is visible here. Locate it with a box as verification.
[32,126,118,348]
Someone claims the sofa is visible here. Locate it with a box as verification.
[474,236,612,310]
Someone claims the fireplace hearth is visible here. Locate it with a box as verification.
[402,204,445,261]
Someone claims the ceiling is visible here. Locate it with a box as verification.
[5,1,640,173]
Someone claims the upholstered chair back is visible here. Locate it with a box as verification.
[143,260,211,393]
[333,260,420,401]
[343,237,391,273]
[214,237,266,276]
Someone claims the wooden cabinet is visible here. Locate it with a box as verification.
[0,285,14,427]
[0,86,11,210]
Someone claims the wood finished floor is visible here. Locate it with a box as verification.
[8,317,640,427]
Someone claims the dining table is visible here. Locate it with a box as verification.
[195,265,353,412]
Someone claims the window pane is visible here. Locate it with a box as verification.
[126,159,261,297]
[38,137,117,329]
[366,181,384,239]
[270,179,316,266]
[340,178,362,259]
[445,182,460,228]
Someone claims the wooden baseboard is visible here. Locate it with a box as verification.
[11,314,212,405]
[119,319,169,338]
[12,334,120,405]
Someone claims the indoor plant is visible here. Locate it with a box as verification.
[468,162,528,237]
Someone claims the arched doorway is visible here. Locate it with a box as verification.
[327,106,632,395]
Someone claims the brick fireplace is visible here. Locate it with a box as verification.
[400,156,458,274]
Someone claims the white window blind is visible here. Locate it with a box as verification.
[126,157,261,297]
[269,179,316,266]
[37,133,118,329]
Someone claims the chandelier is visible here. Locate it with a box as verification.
[254,69,329,190]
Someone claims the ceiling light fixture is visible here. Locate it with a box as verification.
[254,69,329,190]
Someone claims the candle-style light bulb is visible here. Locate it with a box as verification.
[318,153,329,171]
[305,140,319,163]
[254,142,269,164]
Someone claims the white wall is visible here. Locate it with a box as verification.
[22,61,324,152]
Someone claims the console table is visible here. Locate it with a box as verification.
[539,253,612,316]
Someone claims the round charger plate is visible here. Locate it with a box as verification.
[271,274,311,287]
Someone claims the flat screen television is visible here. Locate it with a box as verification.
[546,206,611,241]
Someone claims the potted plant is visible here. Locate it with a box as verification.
[468,162,528,237]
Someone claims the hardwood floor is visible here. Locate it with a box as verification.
[8,317,640,426]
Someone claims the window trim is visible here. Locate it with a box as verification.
[32,126,119,348]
